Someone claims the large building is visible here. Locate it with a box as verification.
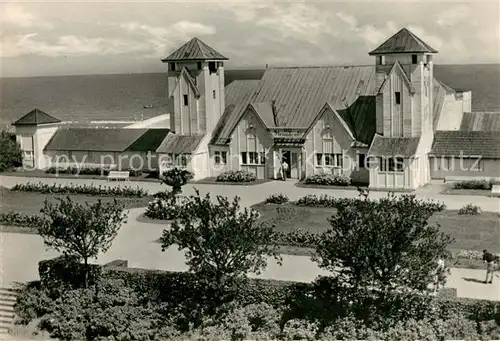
[13,28,500,189]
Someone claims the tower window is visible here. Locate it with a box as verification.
[377,55,384,65]
[213,90,216,99]
[412,54,418,64]
[169,63,176,71]
[183,94,188,106]
[208,61,217,74]
[395,92,401,104]
[197,62,202,70]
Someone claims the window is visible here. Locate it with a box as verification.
[412,54,418,64]
[208,61,217,74]
[358,153,366,168]
[197,62,202,70]
[378,157,404,172]
[316,153,323,166]
[174,154,188,167]
[318,153,343,167]
[213,90,216,99]
[395,92,401,105]
[240,152,265,165]
[183,94,188,106]
[377,55,384,65]
[169,63,176,71]
[214,151,227,165]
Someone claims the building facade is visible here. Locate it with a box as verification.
[13,28,500,187]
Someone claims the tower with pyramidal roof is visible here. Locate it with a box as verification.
[162,37,228,137]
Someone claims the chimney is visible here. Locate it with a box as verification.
[271,100,279,127]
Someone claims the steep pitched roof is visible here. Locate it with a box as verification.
[155,134,204,154]
[211,80,261,144]
[212,65,377,143]
[369,28,438,55]
[162,37,228,62]
[336,96,377,145]
[307,102,355,140]
[459,112,500,131]
[44,128,169,152]
[13,108,61,126]
[249,102,276,128]
[368,134,420,157]
[378,61,415,94]
[432,78,447,131]
[431,131,500,158]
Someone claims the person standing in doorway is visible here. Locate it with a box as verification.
[281,160,289,181]
[483,249,498,284]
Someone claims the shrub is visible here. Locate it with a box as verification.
[216,170,256,183]
[11,182,148,197]
[0,211,47,228]
[153,191,172,200]
[453,180,496,190]
[295,194,347,208]
[458,203,482,215]
[304,173,351,186]
[273,230,320,248]
[456,250,483,260]
[145,198,181,220]
[0,130,22,172]
[265,193,289,204]
[38,256,102,291]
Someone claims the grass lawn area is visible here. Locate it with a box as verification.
[0,187,152,234]
[252,202,500,268]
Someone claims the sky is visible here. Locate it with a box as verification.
[0,1,499,77]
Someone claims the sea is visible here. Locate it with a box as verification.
[1,64,499,128]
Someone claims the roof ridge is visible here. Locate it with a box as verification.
[267,64,374,70]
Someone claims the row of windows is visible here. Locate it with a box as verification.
[378,157,404,172]
[169,61,223,72]
[163,154,190,167]
[213,151,266,166]
[377,54,429,65]
[315,153,343,167]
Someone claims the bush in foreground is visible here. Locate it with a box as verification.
[0,211,46,229]
[0,131,22,172]
[304,173,351,186]
[216,170,256,183]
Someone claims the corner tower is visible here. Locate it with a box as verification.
[162,37,228,136]
[369,28,438,138]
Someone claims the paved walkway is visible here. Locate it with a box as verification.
[1,175,499,301]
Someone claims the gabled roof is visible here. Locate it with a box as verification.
[162,37,228,62]
[431,131,500,158]
[212,65,377,143]
[155,134,204,154]
[378,61,415,94]
[369,28,438,55]
[306,102,355,140]
[337,96,377,145]
[13,108,61,126]
[211,80,261,144]
[44,128,169,152]
[459,112,500,132]
[368,134,420,157]
[249,102,276,128]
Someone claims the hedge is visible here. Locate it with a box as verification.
[452,180,499,190]
[216,170,256,183]
[45,166,142,177]
[303,173,351,186]
[0,211,46,228]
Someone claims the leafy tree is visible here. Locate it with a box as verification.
[313,194,453,296]
[160,190,281,291]
[39,197,128,288]
[0,130,22,172]
[160,168,194,199]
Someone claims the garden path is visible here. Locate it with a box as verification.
[0,175,499,301]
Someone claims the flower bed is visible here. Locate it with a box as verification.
[303,173,351,186]
[452,180,499,190]
[45,166,142,177]
[216,170,256,183]
[11,182,149,197]
[0,211,46,229]
[144,197,181,220]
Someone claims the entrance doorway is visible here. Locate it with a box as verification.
[280,150,298,179]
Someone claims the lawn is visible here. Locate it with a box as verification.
[0,187,152,234]
[252,201,500,268]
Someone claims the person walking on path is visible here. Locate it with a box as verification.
[483,249,498,284]
[433,258,446,294]
[281,160,289,181]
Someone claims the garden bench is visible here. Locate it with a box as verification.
[107,171,130,181]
